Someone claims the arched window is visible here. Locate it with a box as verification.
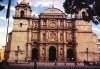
[20,10,24,17]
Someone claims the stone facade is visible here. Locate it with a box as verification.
[97,36,100,60]
[7,0,99,62]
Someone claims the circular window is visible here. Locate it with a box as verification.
[32,41,38,45]
[68,41,72,45]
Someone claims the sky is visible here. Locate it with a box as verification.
[0,0,100,49]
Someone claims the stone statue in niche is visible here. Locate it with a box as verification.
[34,33,38,40]
[66,31,72,40]
[60,48,63,55]
[50,20,56,28]
[43,20,46,27]
[42,48,45,55]
[50,31,56,41]
[43,33,46,41]
[60,33,63,41]
[60,20,64,27]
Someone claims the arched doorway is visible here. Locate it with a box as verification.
[32,48,38,60]
[67,49,74,61]
[20,10,24,17]
[49,46,56,61]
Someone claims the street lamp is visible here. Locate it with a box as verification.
[15,46,23,63]
[86,48,88,62]
[15,46,19,63]
[17,46,19,63]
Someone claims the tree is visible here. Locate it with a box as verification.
[63,0,100,25]
[0,0,5,11]
[0,0,3,2]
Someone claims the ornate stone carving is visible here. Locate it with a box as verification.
[60,32,63,41]
[49,31,57,41]
[49,19,57,28]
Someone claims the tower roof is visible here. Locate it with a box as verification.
[20,0,28,5]
[42,8,63,14]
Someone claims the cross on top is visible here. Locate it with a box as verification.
[52,0,55,8]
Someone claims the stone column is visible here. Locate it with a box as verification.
[45,45,49,61]
[46,19,49,28]
[18,10,20,17]
[28,27,32,42]
[41,19,43,27]
[40,32,42,42]
[57,45,60,61]
[16,9,18,17]
[64,31,66,43]
[16,9,19,17]
[58,19,60,28]
[64,44,67,61]
[58,31,60,42]
[27,44,32,60]
[25,9,27,17]
[46,30,48,42]
[64,19,66,28]
[39,45,43,61]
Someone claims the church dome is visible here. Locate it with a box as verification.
[42,8,63,14]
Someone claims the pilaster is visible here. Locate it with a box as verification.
[27,43,32,61]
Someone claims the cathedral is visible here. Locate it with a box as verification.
[7,0,99,62]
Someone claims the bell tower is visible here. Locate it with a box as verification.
[8,0,33,61]
[15,0,32,18]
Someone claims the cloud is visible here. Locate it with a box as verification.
[92,27,100,32]
[0,34,6,48]
[92,27,100,35]
[0,17,14,22]
[32,11,40,18]
[53,0,65,12]
[18,0,65,12]
[0,26,13,48]
[5,5,15,11]
[0,26,13,33]
[18,0,52,7]
[0,44,3,49]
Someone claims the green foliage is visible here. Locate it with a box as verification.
[0,0,3,2]
[0,0,4,11]
[63,0,100,24]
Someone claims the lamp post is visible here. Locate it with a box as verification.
[86,48,88,62]
[17,46,19,63]
[15,46,19,63]
[15,46,23,63]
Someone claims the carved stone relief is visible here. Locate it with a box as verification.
[60,32,63,41]
[49,31,57,41]
[49,19,57,28]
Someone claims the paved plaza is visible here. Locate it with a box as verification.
[1,62,99,69]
